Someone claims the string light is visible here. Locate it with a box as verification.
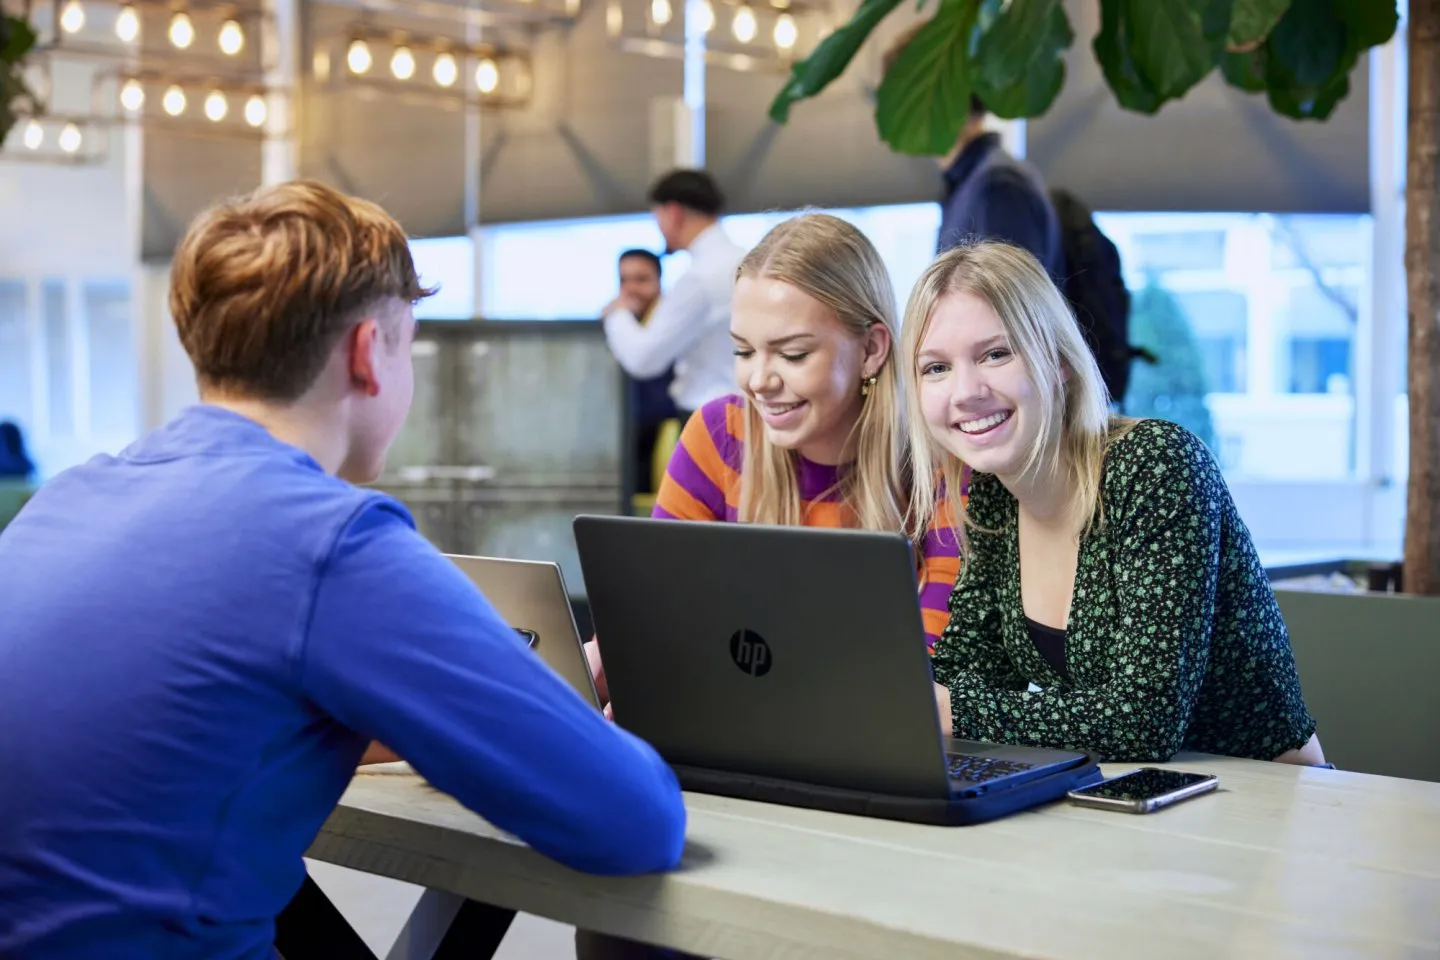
[390,46,416,80]
[167,11,194,48]
[650,0,671,25]
[204,90,228,122]
[731,5,756,42]
[432,51,458,87]
[346,39,372,74]
[773,12,797,49]
[58,123,82,153]
[162,85,187,116]
[244,94,267,127]
[475,57,499,94]
[120,78,145,112]
[22,120,42,150]
[115,4,140,42]
[218,19,244,55]
[59,0,86,34]
[696,0,714,33]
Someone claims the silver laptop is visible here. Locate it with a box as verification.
[573,516,1097,824]
[445,554,600,710]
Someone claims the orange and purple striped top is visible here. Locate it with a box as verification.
[653,394,962,652]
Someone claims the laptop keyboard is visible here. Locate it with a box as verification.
[945,753,1035,784]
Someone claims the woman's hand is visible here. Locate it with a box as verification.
[359,742,401,766]
[934,682,953,737]
[585,637,613,720]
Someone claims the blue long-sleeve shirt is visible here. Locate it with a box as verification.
[0,405,686,960]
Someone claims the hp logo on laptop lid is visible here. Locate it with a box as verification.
[730,629,772,677]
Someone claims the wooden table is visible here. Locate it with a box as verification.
[305,756,1440,959]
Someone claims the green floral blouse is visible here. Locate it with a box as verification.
[933,418,1317,763]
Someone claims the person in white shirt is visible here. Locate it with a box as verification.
[603,169,745,420]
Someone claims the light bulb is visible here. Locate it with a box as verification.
[432,51,457,87]
[167,11,194,49]
[59,123,82,153]
[244,94,267,127]
[59,0,85,34]
[606,2,623,35]
[773,11,797,49]
[390,46,415,80]
[22,120,42,150]
[218,20,244,55]
[650,0,671,24]
[115,4,139,42]
[204,90,228,122]
[346,39,372,74]
[731,5,756,42]
[120,78,145,112]
[162,85,187,116]
[696,0,714,33]
[475,58,498,94]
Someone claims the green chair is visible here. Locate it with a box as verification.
[1277,587,1440,783]
[0,480,37,535]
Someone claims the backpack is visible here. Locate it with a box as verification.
[1048,189,1154,404]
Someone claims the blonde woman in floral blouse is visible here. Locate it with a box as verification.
[903,241,1324,765]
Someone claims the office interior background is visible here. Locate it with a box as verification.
[0,0,1412,561]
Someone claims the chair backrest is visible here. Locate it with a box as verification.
[1276,588,1440,783]
[0,481,36,535]
[649,418,682,493]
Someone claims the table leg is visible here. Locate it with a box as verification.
[275,874,517,960]
[274,874,379,960]
[429,899,516,959]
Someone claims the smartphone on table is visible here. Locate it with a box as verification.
[1066,767,1218,814]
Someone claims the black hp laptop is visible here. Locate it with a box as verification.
[574,516,1101,826]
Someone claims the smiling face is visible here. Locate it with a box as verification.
[731,274,890,465]
[915,290,1041,482]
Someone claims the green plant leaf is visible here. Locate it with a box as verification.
[1126,0,1222,101]
[1266,64,1349,119]
[1227,0,1292,48]
[875,0,980,155]
[1333,0,1398,50]
[973,0,1062,93]
[1,14,40,150]
[1,13,36,63]
[1221,47,1268,91]
[1259,0,1394,121]
[1093,0,1163,113]
[1265,0,1346,88]
[768,0,905,124]
[973,3,1074,119]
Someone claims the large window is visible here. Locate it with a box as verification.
[478,204,943,322]
[1096,212,1372,481]
[478,205,1374,491]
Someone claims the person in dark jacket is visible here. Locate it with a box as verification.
[884,25,1063,276]
[0,420,36,480]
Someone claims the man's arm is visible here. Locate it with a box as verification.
[300,502,686,876]
[603,272,717,379]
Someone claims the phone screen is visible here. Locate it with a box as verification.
[514,627,539,649]
[1073,768,1213,802]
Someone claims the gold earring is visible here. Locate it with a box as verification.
[860,374,878,397]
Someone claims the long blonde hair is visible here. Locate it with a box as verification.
[900,242,1126,556]
[735,213,910,537]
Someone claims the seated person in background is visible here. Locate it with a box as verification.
[0,420,36,480]
[0,180,686,960]
[902,241,1324,766]
[587,213,962,708]
[612,248,679,495]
